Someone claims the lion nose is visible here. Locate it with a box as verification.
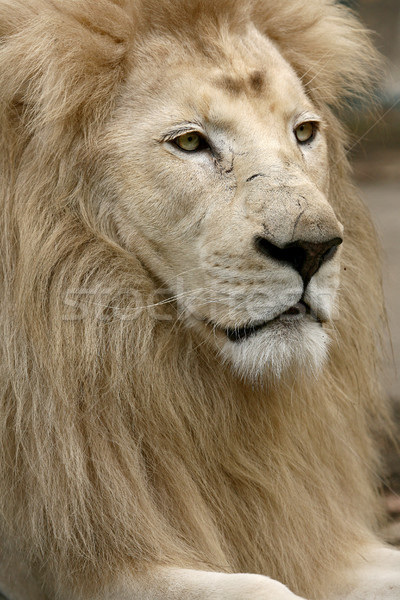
[255,236,343,286]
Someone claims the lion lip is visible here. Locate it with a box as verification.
[223,301,320,343]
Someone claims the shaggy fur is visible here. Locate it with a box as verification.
[0,0,391,598]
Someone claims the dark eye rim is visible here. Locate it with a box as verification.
[172,131,211,153]
[294,121,318,145]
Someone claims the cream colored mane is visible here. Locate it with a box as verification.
[0,0,390,598]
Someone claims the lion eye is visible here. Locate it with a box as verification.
[294,122,316,144]
[174,132,205,152]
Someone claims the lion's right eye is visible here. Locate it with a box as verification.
[173,132,208,152]
[294,122,316,144]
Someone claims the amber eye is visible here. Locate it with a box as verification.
[174,132,205,152]
[295,122,316,144]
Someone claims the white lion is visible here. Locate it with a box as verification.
[0,0,399,599]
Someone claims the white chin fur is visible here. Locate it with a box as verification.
[220,319,330,381]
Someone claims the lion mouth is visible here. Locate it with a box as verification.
[222,301,320,343]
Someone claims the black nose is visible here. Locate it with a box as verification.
[255,236,343,286]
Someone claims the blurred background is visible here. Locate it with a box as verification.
[343,0,400,545]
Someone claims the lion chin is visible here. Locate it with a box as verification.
[1,1,400,600]
[186,295,334,380]
[220,316,330,381]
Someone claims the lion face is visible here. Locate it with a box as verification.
[104,27,344,379]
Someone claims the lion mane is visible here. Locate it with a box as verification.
[0,0,390,598]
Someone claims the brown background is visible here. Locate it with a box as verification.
[349,0,400,544]
[351,0,399,400]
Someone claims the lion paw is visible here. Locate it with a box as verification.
[161,570,308,600]
[100,569,308,600]
[330,546,400,600]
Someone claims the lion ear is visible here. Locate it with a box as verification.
[253,0,382,111]
[0,0,136,136]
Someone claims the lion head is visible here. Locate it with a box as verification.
[102,23,345,379]
[0,0,389,597]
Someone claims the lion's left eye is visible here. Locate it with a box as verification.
[294,122,316,144]
[174,132,208,152]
